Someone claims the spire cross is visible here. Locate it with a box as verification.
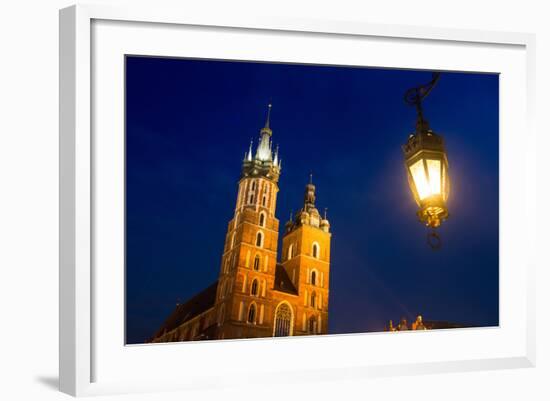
[309,172,313,184]
[324,207,328,220]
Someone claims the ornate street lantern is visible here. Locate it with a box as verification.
[402,72,450,249]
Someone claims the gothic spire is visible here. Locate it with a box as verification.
[240,103,281,183]
[256,103,274,161]
[247,139,253,161]
[273,144,279,165]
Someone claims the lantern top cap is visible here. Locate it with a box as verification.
[402,129,446,160]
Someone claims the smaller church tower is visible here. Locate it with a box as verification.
[281,175,331,335]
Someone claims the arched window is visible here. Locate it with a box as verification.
[247,303,256,324]
[274,302,293,336]
[310,292,316,308]
[251,181,256,191]
[312,242,320,259]
[259,212,266,227]
[256,231,264,247]
[249,194,254,204]
[311,270,317,286]
[253,255,260,271]
[287,244,294,261]
[225,279,232,297]
[231,252,236,272]
[251,279,259,296]
[262,195,267,206]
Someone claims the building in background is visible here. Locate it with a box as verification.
[387,315,467,332]
[149,105,332,342]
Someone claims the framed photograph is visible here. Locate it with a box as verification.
[59,4,536,396]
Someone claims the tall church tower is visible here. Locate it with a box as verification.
[281,176,332,334]
[214,104,283,339]
[149,104,333,343]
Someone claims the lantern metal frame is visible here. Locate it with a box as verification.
[402,72,450,248]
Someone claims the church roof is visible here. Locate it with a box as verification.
[273,264,298,295]
[150,263,299,341]
[150,281,218,340]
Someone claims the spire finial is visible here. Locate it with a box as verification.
[264,103,272,129]
[324,207,328,220]
[304,174,316,208]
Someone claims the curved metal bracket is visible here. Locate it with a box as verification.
[404,72,441,132]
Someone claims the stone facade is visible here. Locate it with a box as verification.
[149,105,332,343]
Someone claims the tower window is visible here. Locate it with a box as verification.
[223,258,229,274]
[251,279,259,296]
[256,231,264,247]
[311,292,316,308]
[249,194,254,204]
[311,271,317,286]
[251,181,256,191]
[247,303,256,324]
[287,244,294,260]
[253,255,260,271]
[312,243,320,259]
[262,195,267,206]
[259,212,266,227]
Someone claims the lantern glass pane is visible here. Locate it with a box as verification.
[427,159,442,196]
[409,159,430,200]
[442,163,448,201]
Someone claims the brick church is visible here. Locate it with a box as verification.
[149,105,332,342]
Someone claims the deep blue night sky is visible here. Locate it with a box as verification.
[125,56,499,344]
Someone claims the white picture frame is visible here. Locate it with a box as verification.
[59,4,536,397]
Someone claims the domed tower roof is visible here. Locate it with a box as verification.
[286,174,330,232]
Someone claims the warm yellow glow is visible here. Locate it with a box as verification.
[427,159,441,196]
[410,158,443,200]
[409,159,430,200]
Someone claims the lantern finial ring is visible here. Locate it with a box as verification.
[427,229,442,250]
